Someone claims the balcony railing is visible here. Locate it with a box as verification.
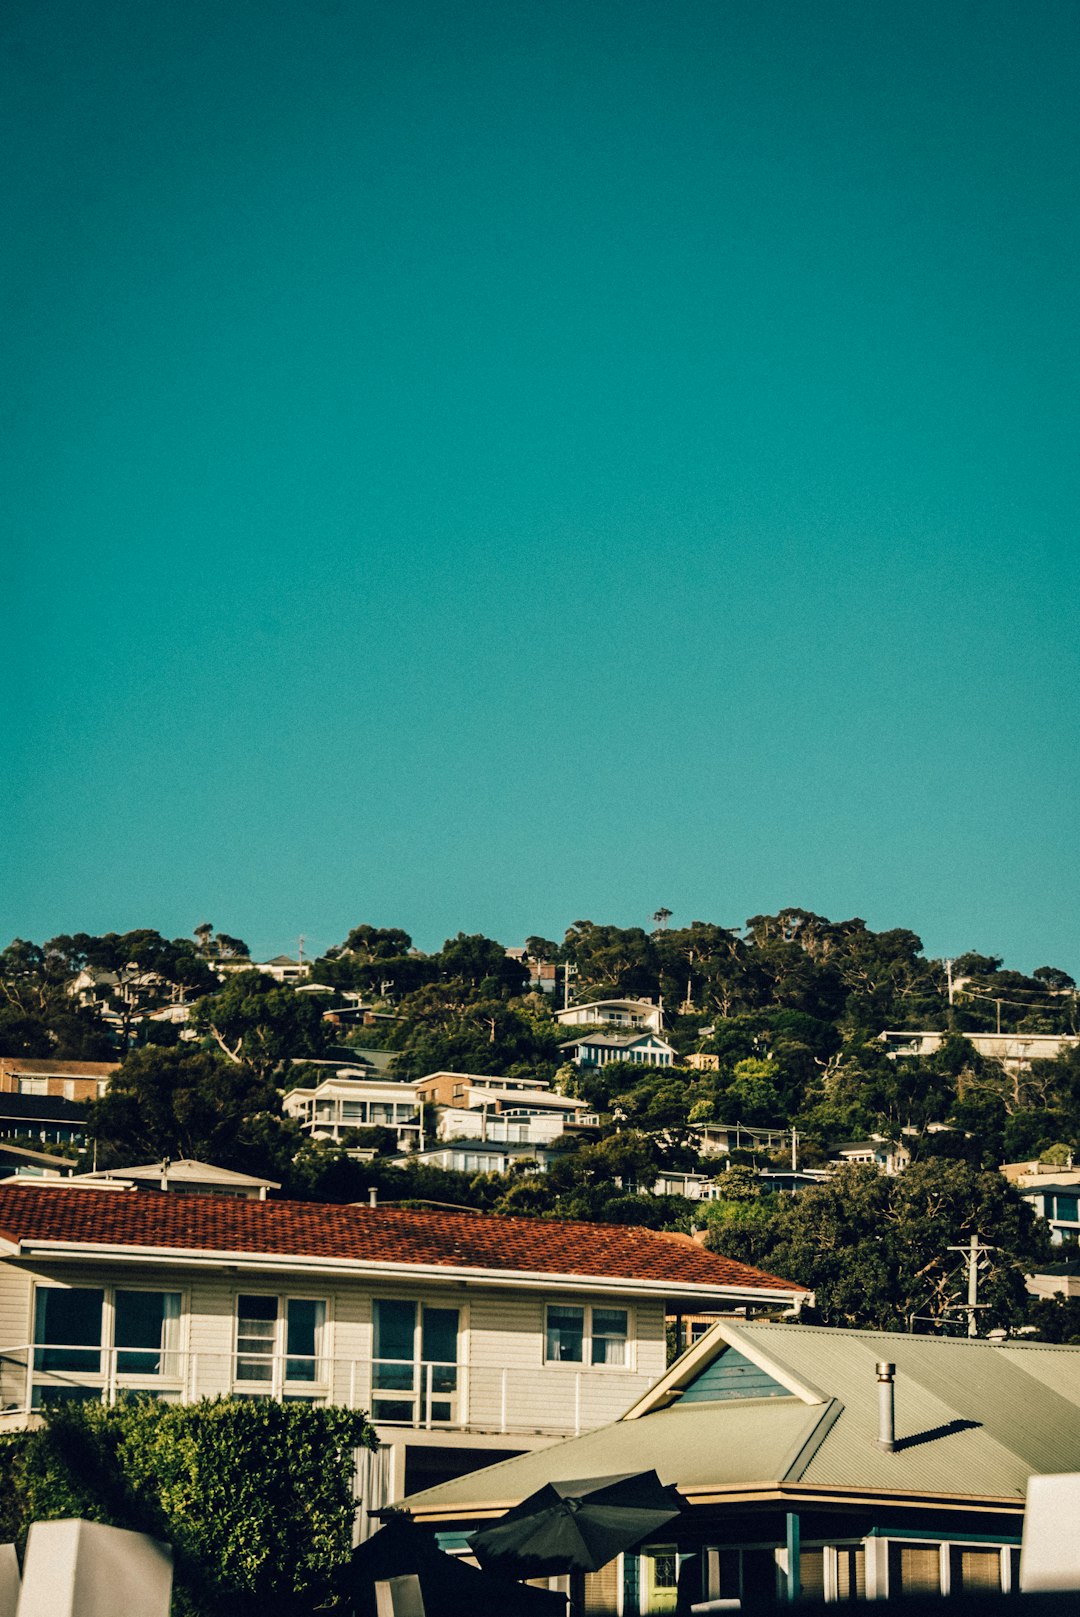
[0,1345,654,1437]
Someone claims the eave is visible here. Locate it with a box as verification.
[403,1480,1027,1527]
[5,1239,806,1309]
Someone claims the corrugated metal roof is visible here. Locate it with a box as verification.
[403,1397,821,1513]
[399,1322,1080,1519]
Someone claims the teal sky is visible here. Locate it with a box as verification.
[4,0,1079,972]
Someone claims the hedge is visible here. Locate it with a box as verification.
[0,1397,376,1617]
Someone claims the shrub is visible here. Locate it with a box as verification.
[0,1397,375,1617]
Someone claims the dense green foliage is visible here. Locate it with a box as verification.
[705,1160,1050,1331]
[0,1398,373,1617]
[3,910,1079,1335]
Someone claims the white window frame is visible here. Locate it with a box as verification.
[30,1280,188,1409]
[369,1295,467,1429]
[232,1291,331,1399]
[543,1301,634,1370]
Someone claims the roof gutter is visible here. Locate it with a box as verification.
[403,1480,1027,1526]
[8,1240,807,1307]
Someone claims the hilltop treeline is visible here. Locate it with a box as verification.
[2,911,1079,1335]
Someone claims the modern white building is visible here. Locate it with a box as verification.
[555,999,664,1034]
[282,1076,423,1150]
[880,1031,1079,1071]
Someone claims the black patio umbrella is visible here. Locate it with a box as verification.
[346,1512,567,1617]
[469,1470,684,1577]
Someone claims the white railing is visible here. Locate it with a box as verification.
[0,1345,654,1437]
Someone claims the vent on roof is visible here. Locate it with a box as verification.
[680,1346,791,1404]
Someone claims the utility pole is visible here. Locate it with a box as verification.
[298,934,305,968]
[947,1233,995,1337]
[945,959,954,1005]
[791,1127,798,1173]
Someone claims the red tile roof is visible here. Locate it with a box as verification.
[0,1185,805,1295]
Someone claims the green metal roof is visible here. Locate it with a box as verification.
[399,1321,1080,1519]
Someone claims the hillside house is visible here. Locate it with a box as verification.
[831,1137,911,1175]
[0,1185,806,1515]
[282,1076,423,1151]
[880,1031,1079,1072]
[555,1000,665,1034]
[0,1059,118,1103]
[401,1320,1080,1611]
[0,1094,89,1149]
[384,1140,555,1176]
[560,1033,677,1070]
[73,1160,279,1200]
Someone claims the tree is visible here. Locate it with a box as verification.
[435,933,528,996]
[191,971,330,1082]
[0,939,115,1058]
[709,1160,1048,1331]
[88,1046,295,1173]
[46,931,217,1049]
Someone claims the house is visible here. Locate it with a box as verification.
[832,1137,911,1175]
[399,1318,1080,1611]
[1016,1180,1080,1247]
[0,1058,118,1103]
[281,1076,423,1151]
[650,1171,722,1201]
[0,1094,90,1149]
[555,1000,664,1034]
[0,1184,807,1518]
[880,1030,1079,1072]
[413,1072,555,1107]
[256,955,310,984]
[72,1159,279,1200]
[690,1123,793,1158]
[0,1142,78,1179]
[1026,1258,1080,1300]
[560,1034,677,1070]
[412,1073,597,1146]
[383,1140,554,1176]
[684,1052,721,1072]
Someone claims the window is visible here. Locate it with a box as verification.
[371,1300,460,1425]
[1054,1194,1079,1223]
[235,1296,326,1389]
[115,1290,180,1375]
[32,1285,182,1408]
[888,1544,942,1596]
[544,1304,630,1367]
[591,1308,628,1366]
[34,1287,103,1373]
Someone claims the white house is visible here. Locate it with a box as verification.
[384,1140,555,1176]
[0,1183,807,1514]
[72,1159,280,1200]
[831,1137,911,1176]
[880,1030,1079,1071]
[281,1076,423,1151]
[555,999,664,1034]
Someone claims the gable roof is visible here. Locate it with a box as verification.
[558,1034,675,1052]
[0,1185,806,1304]
[399,1319,1080,1521]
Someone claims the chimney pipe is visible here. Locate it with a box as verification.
[369,1186,378,1208]
[876,1361,896,1451]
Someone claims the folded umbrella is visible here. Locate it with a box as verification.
[469,1470,684,1577]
